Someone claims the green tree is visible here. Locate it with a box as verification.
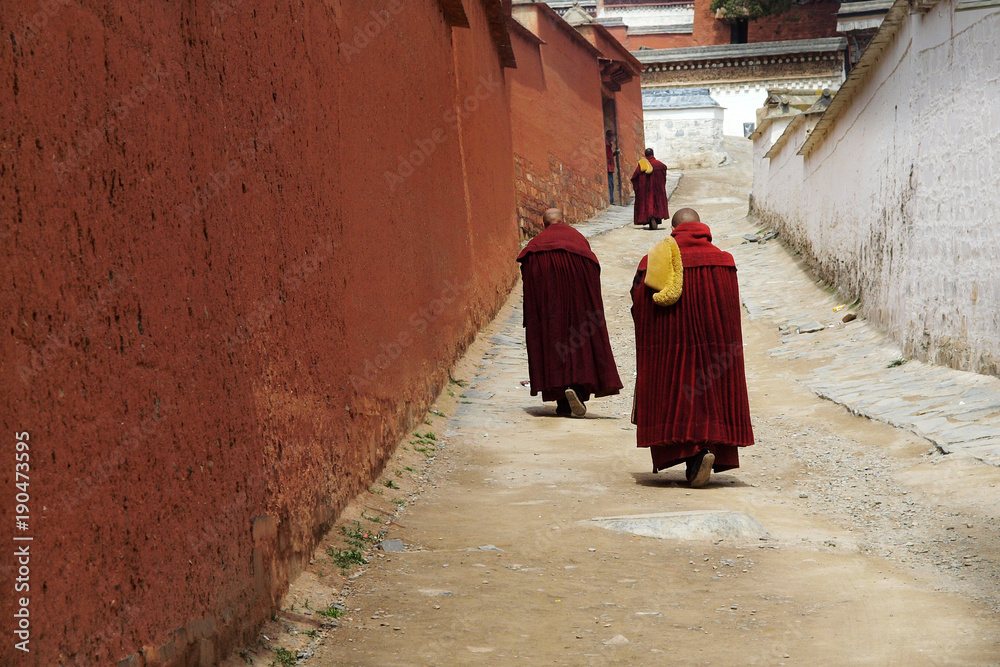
[709,0,794,21]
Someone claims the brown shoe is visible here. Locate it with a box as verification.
[689,450,715,488]
[564,388,587,417]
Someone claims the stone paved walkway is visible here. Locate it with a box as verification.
[732,229,1000,467]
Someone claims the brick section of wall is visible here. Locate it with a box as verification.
[625,32,695,50]
[514,154,608,236]
[750,0,840,42]
[692,0,732,45]
[0,1,519,664]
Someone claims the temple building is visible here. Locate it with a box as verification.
[539,1,864,144]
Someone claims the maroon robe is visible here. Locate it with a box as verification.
[517,223,623,402]
[631,221,753,472]
[630,158,670,224]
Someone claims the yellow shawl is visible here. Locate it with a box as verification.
[644,236,683,307]
[638,157,653,174]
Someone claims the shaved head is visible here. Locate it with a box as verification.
[543,208,564,227]
[671,208,700,227]
[644,148,654,157]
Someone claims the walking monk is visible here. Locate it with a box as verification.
[631,208,753,487]
[518,208,623,417]
[630,148,670,230]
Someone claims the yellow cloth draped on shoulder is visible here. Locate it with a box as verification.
[644,236,683,307]
[638,157,653,174]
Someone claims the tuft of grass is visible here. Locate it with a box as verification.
[317,605,344,620]
[327,547,367,569]
[303,629,318,639]
[342,521,381,549]
[404,466,417,473]
[887,358,908,368]
[394,469,404,477]
[361,511,382,524]
[449,374,468,388]
[382,479,399,490]
[393,499,406,507]
[271,646,297,667]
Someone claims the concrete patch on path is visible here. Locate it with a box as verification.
[586,510,770,543]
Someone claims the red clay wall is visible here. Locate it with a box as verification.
[508,14,608,236]
[573,24,645,206]
[749,0,840,42]
[692,0,732,45]
[627,32,696,50]
[0,1,518,664]
[612,75,646,200]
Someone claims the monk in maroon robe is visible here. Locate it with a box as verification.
[518,208,623,416]
[630,148,670,230]
[631,208,753,487]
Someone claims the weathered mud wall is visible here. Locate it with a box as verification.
[508,8,644,236]
[751,0,1000,376]
[0,1,518,664]
[613,75,647,191]
[509,13,607,235]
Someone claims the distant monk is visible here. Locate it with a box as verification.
[518,208,623,416]
[631,208,753,487]
[630,148,670,230]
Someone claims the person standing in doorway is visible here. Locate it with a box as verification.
[605,130,620,204]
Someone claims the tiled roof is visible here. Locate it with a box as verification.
[633,37,847,64]
[643,87,721,108]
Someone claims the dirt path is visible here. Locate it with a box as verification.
[232,141,1000,666]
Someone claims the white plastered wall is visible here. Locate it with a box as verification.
[751,1,1000,375]
[644,106,727,168]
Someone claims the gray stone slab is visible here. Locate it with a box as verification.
[378,538,406,553]
[796,321,826,334]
